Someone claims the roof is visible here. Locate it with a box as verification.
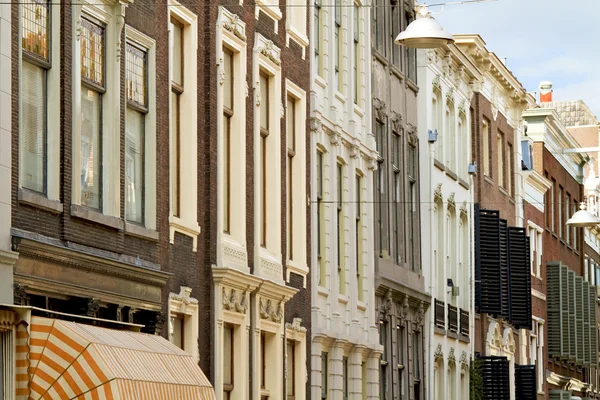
[540,100,599,127]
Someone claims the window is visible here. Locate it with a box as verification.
[317,150,325,286]
[356,173,364,301]
[287,96,296,260]
[413,331,422,400]
[483,120,490,176]
[321,352,328,399]
[530,319,544,393]
[433,91,442,159]
[528,225,543,277]
[343,356,349,400]
[573,199,578,250]
[287,340,296,399]
[551,178,556,232]
[170,17,183,217]
[566,193,571,245]
[223,48,233,233]
[392,132,402,263]
[507,143,513,196]
[170,313,184,349]
[405,12,416,82]
[375,121,387,257]
[260,70,270,247]
[391,3,402,69]
[397,325,405,399]
[380,321,388,399]
[408,142,418,270]
[353,3,360,104]
[558,186,563,238]
[314,0,323,77]
[497,133,504,187]
[457,115,466,179]
[21,0,51,194]
[337,163,345,294]
[374,0,385,55]
[80,17,105,210]
[261,332,266,391]
[447,105,456,171]
[223,324,234,399]
[125,42,147,224]
[334,0,341,91]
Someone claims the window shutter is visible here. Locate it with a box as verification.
[568,270,576,363]
[508,227,532,329]
[549,390,571,400]
[589,282,597,368]
[561,265,570,360]
[499,219,510,319]
[583,283,591,367]
[547,262,564,358]
[514,364,536,400]
[480,356,509,400]
[475,205,502,315]
[575,276,584,365]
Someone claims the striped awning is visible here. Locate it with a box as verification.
[16,316,215,400]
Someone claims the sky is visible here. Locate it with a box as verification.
[430,0,600,119]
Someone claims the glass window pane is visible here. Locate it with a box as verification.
[223,325,233,385]
[286,340,295,395]
[170,314,183,349]
[126,42,147,106]
[287,97,295,152]
[170,91,180,216]
[21,0,50,61]
[22,61,46,193]
[260,72,269,131]
[126,108,144,223]
[81,17,105,86]
[223,49,233,110]
[171,19,183,86]
[223,114,230,232]
[80,89,101,209]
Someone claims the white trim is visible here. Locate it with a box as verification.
[168,287,199,362]
[255,0,282,32]
[285,0,309,59]
[531,289,546,301]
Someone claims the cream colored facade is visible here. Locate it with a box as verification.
[0,2,18,303]
[310,1,381,398]
[417,43,481,400]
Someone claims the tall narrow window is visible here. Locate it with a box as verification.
[566,194,571,245]
[222,48,234,233]
[447,105,455,171]
[551,178,556,232]
[287,340,296,399]
[80,17,105,210]
[558,186,563,238]
[260,71,270,247]
[317,151,325,286]
[356,174,364,301]
[337,163,345,294]
[343,356,349,400]
[483,120,490,176]
[353,3,360,104]
[392,132,402,263]
[21,0,50,194]
[380,321,388,398]
[223,324,234,399]
[314,0,322,76]
[170,17,183,217]
[321,352,328,399]
[457,116,466,178]
[405,12,416,82]
[408,143,418,270]
[125,42,147,224]
[261,332,266,390]
[413,331,422,400]
[374,0,385,55]
[507,143,513,196]
[397,325,405,399]
[375,121,387,257]
[497,133,504,187]
[573,200,578,250]
[391,3,401,68]
[287,96,296,260]
[334,0,341,91]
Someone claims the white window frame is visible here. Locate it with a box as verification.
[285,321,307,400]
[168,0,200,250]
[216,7,249,273]
[18,0,61,208]
[285,80,308,285]
[285,0,309,59]
[71,0,125,219]
[124,26,157,234]
[255,0,282,32]
[528,221,543,278]
[531,317,544,394]
[168,286,199,362]
[253,34,283,283]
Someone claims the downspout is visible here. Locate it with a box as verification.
[250,290,257,400]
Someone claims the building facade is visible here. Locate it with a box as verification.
[417,41,481,400]
[309,0,381,398]
[371,1,430,400]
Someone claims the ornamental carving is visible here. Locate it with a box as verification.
[434,344,443,362]
[171,286,198,305]
[448,347,456,367]
[259,298,284,323]
[460,351,468,368]
[86,298,100,317]
[222,13,246,41]
[258,39,281,66]
[219,63,226,86]
[380,289,393,318]
[415,301,425,327]
[446,87,455,105]
[434,183,443,203]
[255,80,262,106]
[115,5,126,62]
[432,75,442,94]
[460,202,468,220]
[407,123,418,147]
[458,100,467,118]
[310,117,322,134]
[398,295,409,326]
[0,310,16,332]
[330,131,342,147]
[373,98,387,121]
[447,193,456,211]
[285,318,307,333]
[391,112,403,133]
[222,287,248,314]
[454,67,465,88]
[14,283,28,305]
[350,144,360,159]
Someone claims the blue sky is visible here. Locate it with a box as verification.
[431,0,600,119]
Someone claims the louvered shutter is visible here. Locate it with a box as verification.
[475,205,502,315]
[575,276,584,365]
[583,283,591,367]
[508,227,532,329]
[568,270,576,363]
[514,364,536,400]
[499,219,510,318]
[480,356,509,400]
[549,390,571,400]
[589,283,597,368]
[547,262,564,358]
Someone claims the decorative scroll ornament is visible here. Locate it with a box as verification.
[285,318,307,333]
[115,4,126,62]
[448,347,456,367]
[373,98,387,121]
[398,295,409,325]
[415,301,425,327]
[222,13,247,41]
[330,131,342,147]
[350,143,360,159]
[259,39,281,66]
[310,117,322,134]
[367,156,377,171]
[454,66,465,88]
[447,192,456,211]
[380,289,393,318]
[222,288,248,314]
[434,344,443,362]
[434,183,443,203]
[391,112,403,133]
[460,202,468,220]
[259,298,283,322]
[432,74,442,94]
[255,80,261,106]
[460,351,468,368]
[0,310,16,332]
[14,283,28,305]
[458,100,467,118]
[219,59,226,86]
[446,87,455,105]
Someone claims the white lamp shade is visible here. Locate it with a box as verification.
[395,17,454,49]
[566,208,600,227]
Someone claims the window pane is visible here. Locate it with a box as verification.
[223,325,233,385]
[223,114,230,232]
[223,48,233,111]
[22,0,50,61]
[287,97,295,152]
[170,314,183,349]
[171,19,183,86]
[126,108,144,223]
[22,61,46,193]
[81,17,105,86]
[80,89,101,209]
[260,72,269,131]
[126,42,147,106]
[170,91,180,216]
[286,340,295,396]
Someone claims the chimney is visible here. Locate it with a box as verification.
[539,81,553,103]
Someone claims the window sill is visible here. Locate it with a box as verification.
[315,75,327,89]
[434,159,445,171]
[19,189,63,214]
[286,259,308,287]
[434,326,446,336]
[458,178,470,190]
[353,103,365,118]
[446,169,458,181]
[334,91,347,104]
[406,79,419,94]
[499,186,508,196]
[317,286,329,298]
[484,176,494,185]
[447,330,459,339]
[458,334,470,344]
[71,204,124,230]
[125,222,159,241]
[338,294,349,305]
[357,301,367,311]
[373,50,388,66]
[390,66,404,81]
[169,216,201,251]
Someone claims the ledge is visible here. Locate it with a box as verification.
[125,222,159,241]
[19,189,63,214]
[406,79,419,94]
[458,334,470,343]
[338,294,349,305]
[447,330,459,339]
[335,91,347,104]
[484,176,494,185]
[390,66,404,82]
[458,178,470,189]
[71,204,124,230]
[434,326,446,336]
[434,159,445,171]
[446,169,458,181]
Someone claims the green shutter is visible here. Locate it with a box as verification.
[547,262,563,358]
[589,283,598,368]
[575,276,584,365]
[568,270,576,363]
[561,265,570,359]
[583,283,591,367]
[549,390,572,400]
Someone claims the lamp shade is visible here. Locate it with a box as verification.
[395,16,454,49]
[566,203,600,227]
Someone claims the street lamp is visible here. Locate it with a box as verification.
[566,202,600,228]
[395,5,454,49]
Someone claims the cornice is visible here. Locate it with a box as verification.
[524,170,552,196]
[212,266,262,292]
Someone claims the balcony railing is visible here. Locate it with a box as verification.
[434,299,445,329]
[448,305,458,333]
[459,308,469,337]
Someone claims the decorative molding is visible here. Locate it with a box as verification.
[458,100,467,118]
[380,289,393,319]
[391,112,403,133]
[460,202,468,220]
[454,67,465,88]
[259,298,283,323]
[245,81,249,98]
[170,286,198,305]
[0,310,17,332]
[255,80,262,106]
[447,193,456,211]
[310,117,322,134]
[415,301,425,328]
[373,98,387,121]
[398,295,409,326]
[221,11,246,41]
[448,347,456,367]
[280,100,285,119]
[256,35,281,66]
[460,351,468,369]
[446,87,455,105]
[434,184,443,203]
[14,283,28,305]
[434,344,443,362]
[219,59,225,85]
[407,124,418,147]
[285,317,307,333]
[85,298,100,317]
[432,74,442,94]
[222,287,248,314]
[329,131,342,147]
[115,4,127,62]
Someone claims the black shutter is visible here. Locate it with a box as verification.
[480,356,509,400]
[499,219,510,318]
[475,205,502,315]
[515,364,536,400]
[508,227,532,329]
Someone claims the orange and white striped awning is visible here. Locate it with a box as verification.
[15,316,215,400]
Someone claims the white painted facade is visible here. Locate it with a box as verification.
[310,1,380,398]
[417,43,480,400]
[0,2,18,303]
